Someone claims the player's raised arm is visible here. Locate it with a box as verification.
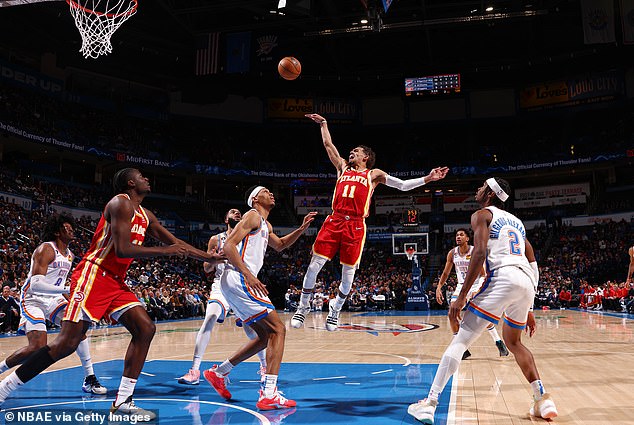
[268,212,317,252]
[371,166,450,190]
[305,113,346,174]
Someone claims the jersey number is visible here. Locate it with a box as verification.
[341,184,356,198]
[508,230,522,255]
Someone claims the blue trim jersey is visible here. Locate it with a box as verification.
[484,206,532,277]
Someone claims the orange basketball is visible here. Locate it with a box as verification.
[278,56,301,80]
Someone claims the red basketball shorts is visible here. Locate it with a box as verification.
[312,214,366,267]
[64,263,141,323]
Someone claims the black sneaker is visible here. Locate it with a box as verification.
[461,349,472,360]
[496,340,510,357]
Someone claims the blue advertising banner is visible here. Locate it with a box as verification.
[0,58,64,96]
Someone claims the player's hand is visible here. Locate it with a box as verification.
[300,212,318,230]
[166,244,188,258]
[246,275,269,297]
[305,113,327,124]
[449,295,466,324]
[436,285,444,304]
[208,248,227,262]
[426,167,450,182]
[525,311,536,337]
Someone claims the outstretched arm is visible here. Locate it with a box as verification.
[371,167,449,190]
[144,209,213,262]
[305,113,346,174]
[268,212,317,252]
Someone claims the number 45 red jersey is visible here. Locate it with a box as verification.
[332,168,373,218]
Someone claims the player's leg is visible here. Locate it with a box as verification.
[326,221,366,331]
[326,264,355,331]
[111,306,156,410]
[291,255,327,328]
[0,330,47,372]
[448,288,471,360]
[408,311,490,423]
[0,319,89,405]
[178,301,224,385]
[251,311,295,410]
[243,323,267,376]
[0,299,48,373]
[76,336,107,395]
[292,219,339,329]
[503,296,557,419]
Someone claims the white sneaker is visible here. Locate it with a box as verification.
[110,396,157,421]
[407,398,438,424]
[290,305,310,329]
[178,368,200,385]
[82,374,107,395]
[529,393,558,419]
[325,303,340,332]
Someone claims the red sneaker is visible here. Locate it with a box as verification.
[203,365,232,400]
[256,389,297,410]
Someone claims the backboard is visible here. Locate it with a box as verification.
[392,233,428,256]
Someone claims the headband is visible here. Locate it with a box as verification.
[247,186,265,207]
[486,178,509,202]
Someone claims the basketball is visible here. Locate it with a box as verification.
[278,56,301,80]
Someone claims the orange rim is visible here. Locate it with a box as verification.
[66,0,138,18]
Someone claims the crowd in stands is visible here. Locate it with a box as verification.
[1,191,633,334]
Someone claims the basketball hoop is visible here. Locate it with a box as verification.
[405,247,416,261]
[66,0,138,59]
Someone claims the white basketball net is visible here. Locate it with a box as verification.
[67,0,138,59]
[405,248,416,261]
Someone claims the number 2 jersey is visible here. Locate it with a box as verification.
[484,206,532,278]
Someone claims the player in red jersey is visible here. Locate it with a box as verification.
[291,113,449,331]
[0,168,217,418]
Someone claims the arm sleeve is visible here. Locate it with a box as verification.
[384,174,426,191]
[29,275,70,295]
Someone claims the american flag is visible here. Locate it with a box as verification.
[195,32,220,76]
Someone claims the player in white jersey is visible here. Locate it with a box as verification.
[435,228,509,359]
[177,209,267,385]
[203,186,316,410]
[409,178,556,424]
[0,215,106,395]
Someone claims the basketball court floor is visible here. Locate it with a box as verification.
[0,308,632,425]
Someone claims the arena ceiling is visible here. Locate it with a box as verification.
[0,0,631,92]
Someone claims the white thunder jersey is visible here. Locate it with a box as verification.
[453,245,474,284]
[228,212,269,276]
[485,206,532,277]
[24,241,73,297]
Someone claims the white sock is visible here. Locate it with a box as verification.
[299,291,312,308]
[332,294,346,311]
[75,339,94,377]
[257,350,267,370]
[0,371,24,403]
[215,359,234,375]
[263,374,278,397]
[114,376,137,406]
[530,379,545,401]
[192,355,203,371]
[0,360,9,374]
[487,324,501,342]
